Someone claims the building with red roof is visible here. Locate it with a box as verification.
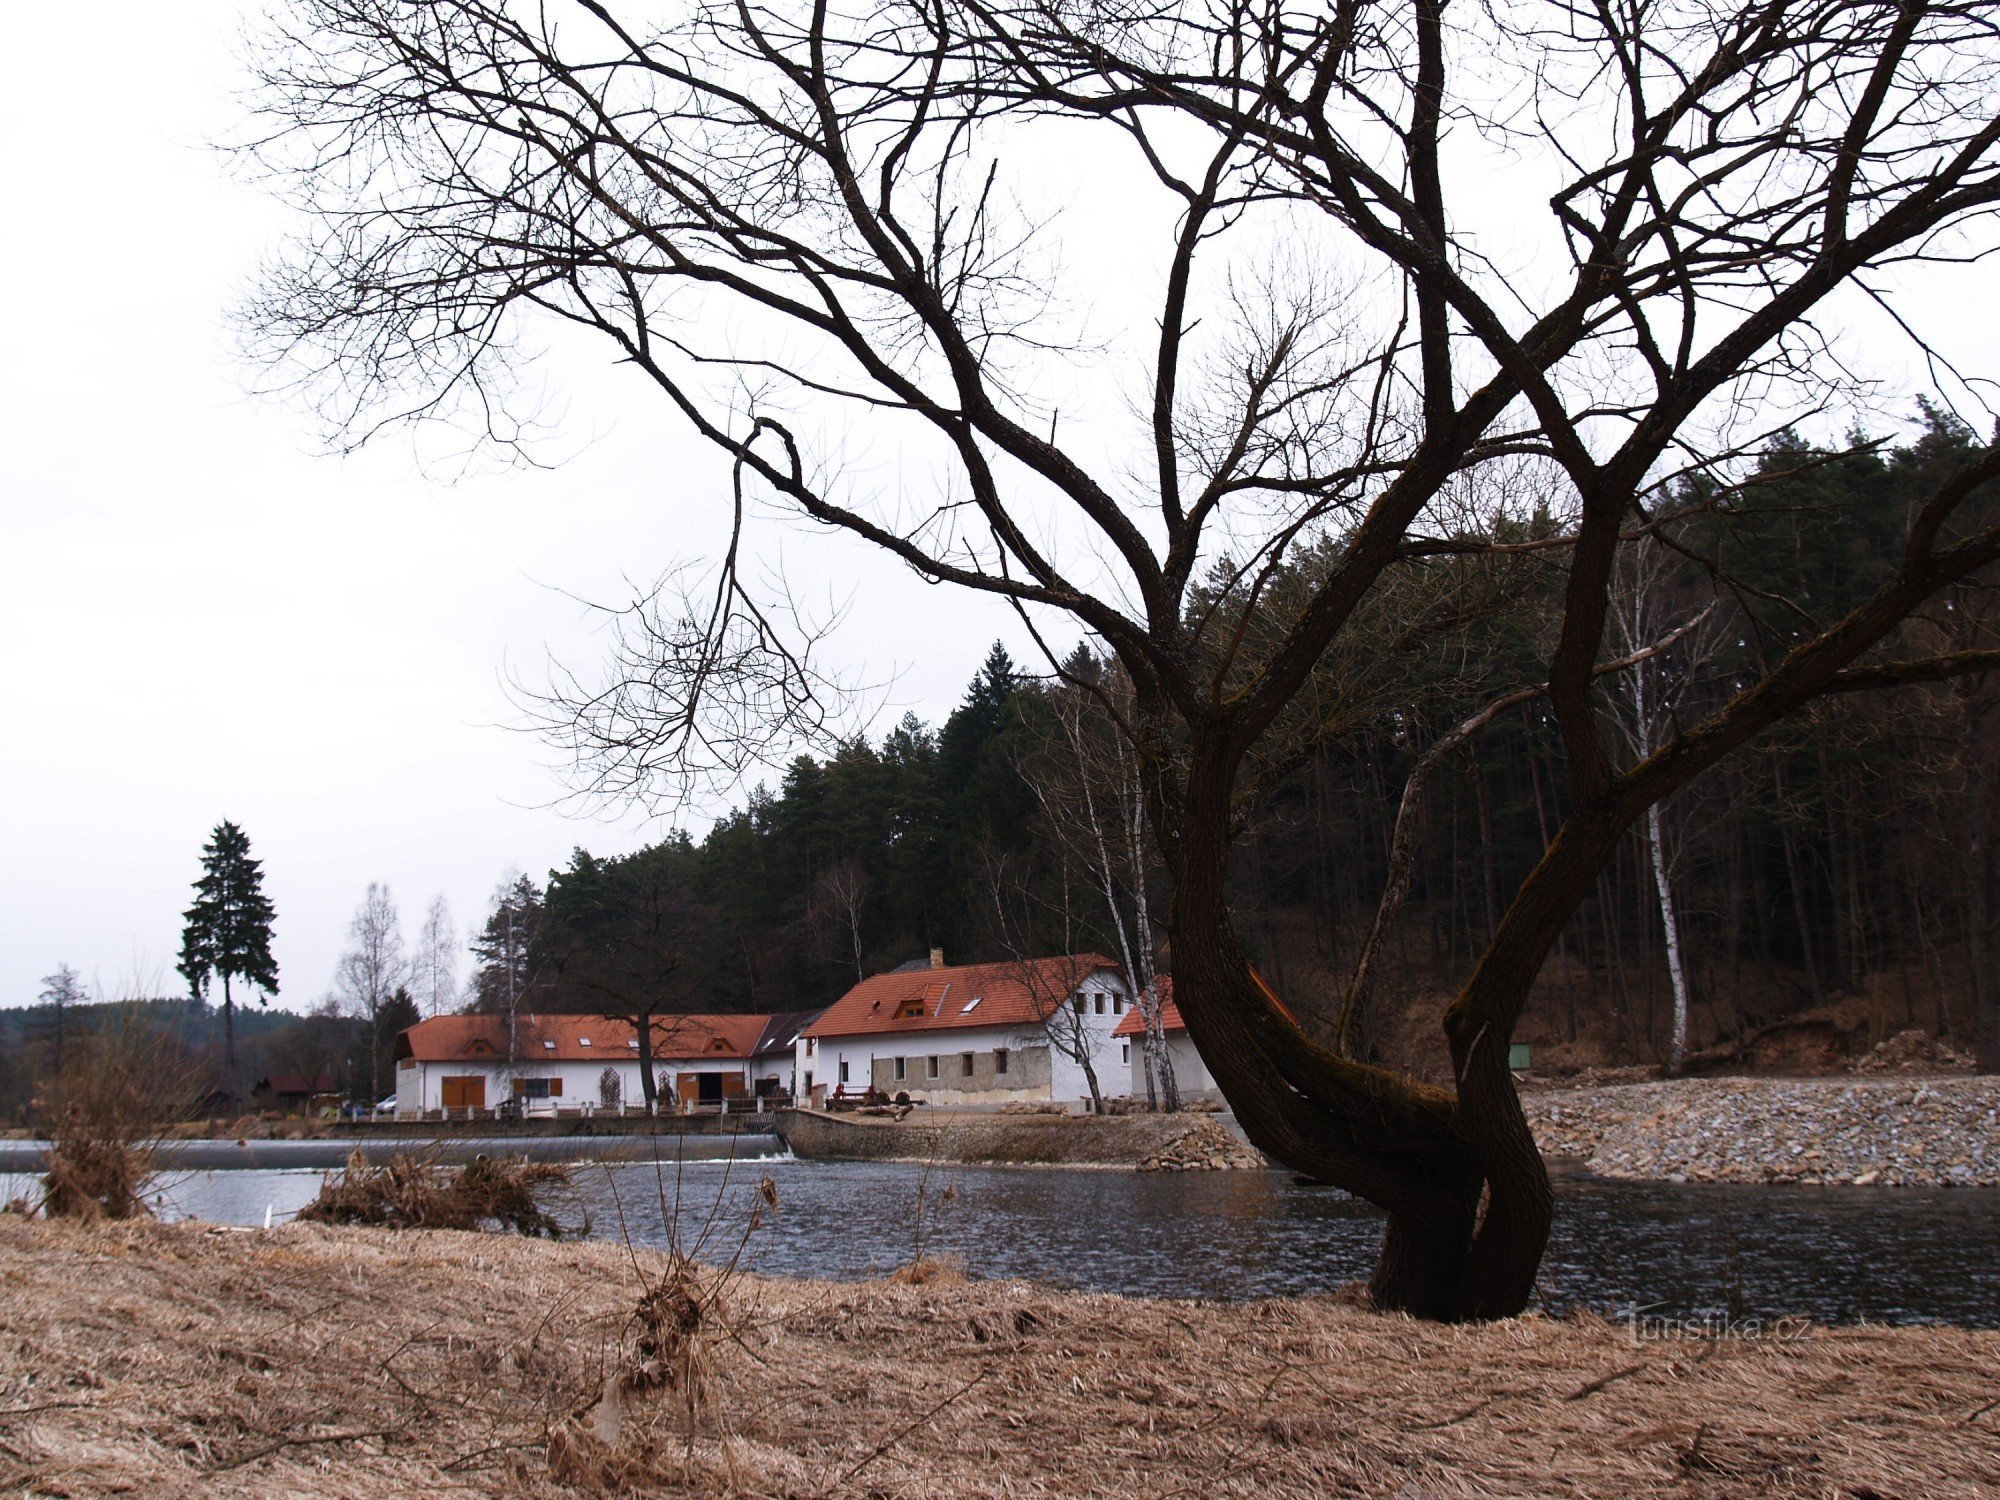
[1110,977,1219,1100]
[392,1010,819,1116]
[797,949,1137,1107]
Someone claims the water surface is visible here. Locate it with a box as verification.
[7,1160,1994,1326]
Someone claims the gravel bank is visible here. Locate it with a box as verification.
[1526,1076,2000,1186]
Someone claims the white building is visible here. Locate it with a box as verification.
[393,1011,820,1116]
[1112,978,1220,1101]
[796,952,1133,1110]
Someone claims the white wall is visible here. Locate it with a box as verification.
[396,1052,763,1113]
[1126,1032,1219,1101]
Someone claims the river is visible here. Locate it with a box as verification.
[6,1157,1995,1325]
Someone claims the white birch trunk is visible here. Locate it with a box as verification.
[1647,800,1693,1075]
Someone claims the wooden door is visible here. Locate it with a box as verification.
[441,1076,486,1110]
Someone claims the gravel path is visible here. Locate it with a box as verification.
[1525,1076,2000,1186]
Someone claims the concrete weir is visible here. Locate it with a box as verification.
[0,1133,788,1173]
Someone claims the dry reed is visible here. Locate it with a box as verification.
[4,1214,1997,1497]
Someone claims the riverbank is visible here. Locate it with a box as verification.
[1525,1075,2000,1185]
[3,1217,1995,1497]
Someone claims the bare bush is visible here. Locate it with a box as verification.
[39,1007,192,1222]
[298,1150,576,1236]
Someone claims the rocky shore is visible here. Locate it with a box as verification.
[1526,1075,2000,1186]
[1135,1117,1266,1171]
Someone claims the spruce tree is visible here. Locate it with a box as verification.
[178,821,280,1113]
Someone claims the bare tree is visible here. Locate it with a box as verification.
[411,894,461,1018]
[243,0,2000,1318]
[805,858,870,982]
[1018,665,1179,1109]
[538,846,714,1112]
[977,846,1109,1113]
[36,964,89,1084]
[1606,540,1726,1075]
[335,883,407,1104]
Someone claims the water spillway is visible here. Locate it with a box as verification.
[0,1133,787,1174]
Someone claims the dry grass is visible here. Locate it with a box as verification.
[296,1151,576,1236]
[3,1216,1997,1497]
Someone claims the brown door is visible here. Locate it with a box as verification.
[441,1076,487,1110]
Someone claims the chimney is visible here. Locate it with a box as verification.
[929,946,945,970]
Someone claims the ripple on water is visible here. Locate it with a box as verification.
[5,1161,1995,1325]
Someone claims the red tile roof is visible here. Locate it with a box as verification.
[804,954,1122,1039]
[396,1012,780,1064]
[1113,977,1181,1037]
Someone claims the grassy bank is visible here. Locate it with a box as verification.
[2,1218,1995,1497]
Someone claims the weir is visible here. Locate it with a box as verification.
[0,1133,789,1173]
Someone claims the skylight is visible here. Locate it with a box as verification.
[578,1037,592,1046]
[960,995,983,1013]
[542,1040,556,1049]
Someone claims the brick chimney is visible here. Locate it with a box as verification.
[929,946,945,969]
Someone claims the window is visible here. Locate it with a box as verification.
[961,1052,975,1077]
[893,1057,907,1080]
[1121,1043,1130,1064]
[1112,995,1124,1014]
[512,1077,562,1099]
[994,1048,1009,1075]
[1093,993,1106,1015]
[806,1037,816,1055]
[839,1060,851,1084]
[1072,995,1086,1015]
[925,1055,940,1079]
[897,997,927,1019]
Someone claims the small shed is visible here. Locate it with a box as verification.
[252,1072,341,1116]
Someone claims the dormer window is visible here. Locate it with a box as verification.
[710,1038,730,1052]
[897,997,927,1019]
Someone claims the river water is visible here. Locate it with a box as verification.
[9,1157,1995,1326]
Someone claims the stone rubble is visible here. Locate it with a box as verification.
[1138,1118,1267,1171]
[1524,1075,2000,1186]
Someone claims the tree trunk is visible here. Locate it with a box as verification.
[223,972,237,1118]
[1078,1050,1104,1114]
[1969,704,2000,1073]
[637,1010,659,1110]
[1645,802,1693,1075]
[1162,762,1489,1319]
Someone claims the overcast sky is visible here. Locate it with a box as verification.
[9,4,1997,1017]
[0,1,1025,1012]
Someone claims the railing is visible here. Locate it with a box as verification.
[380,1093,796,1124]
